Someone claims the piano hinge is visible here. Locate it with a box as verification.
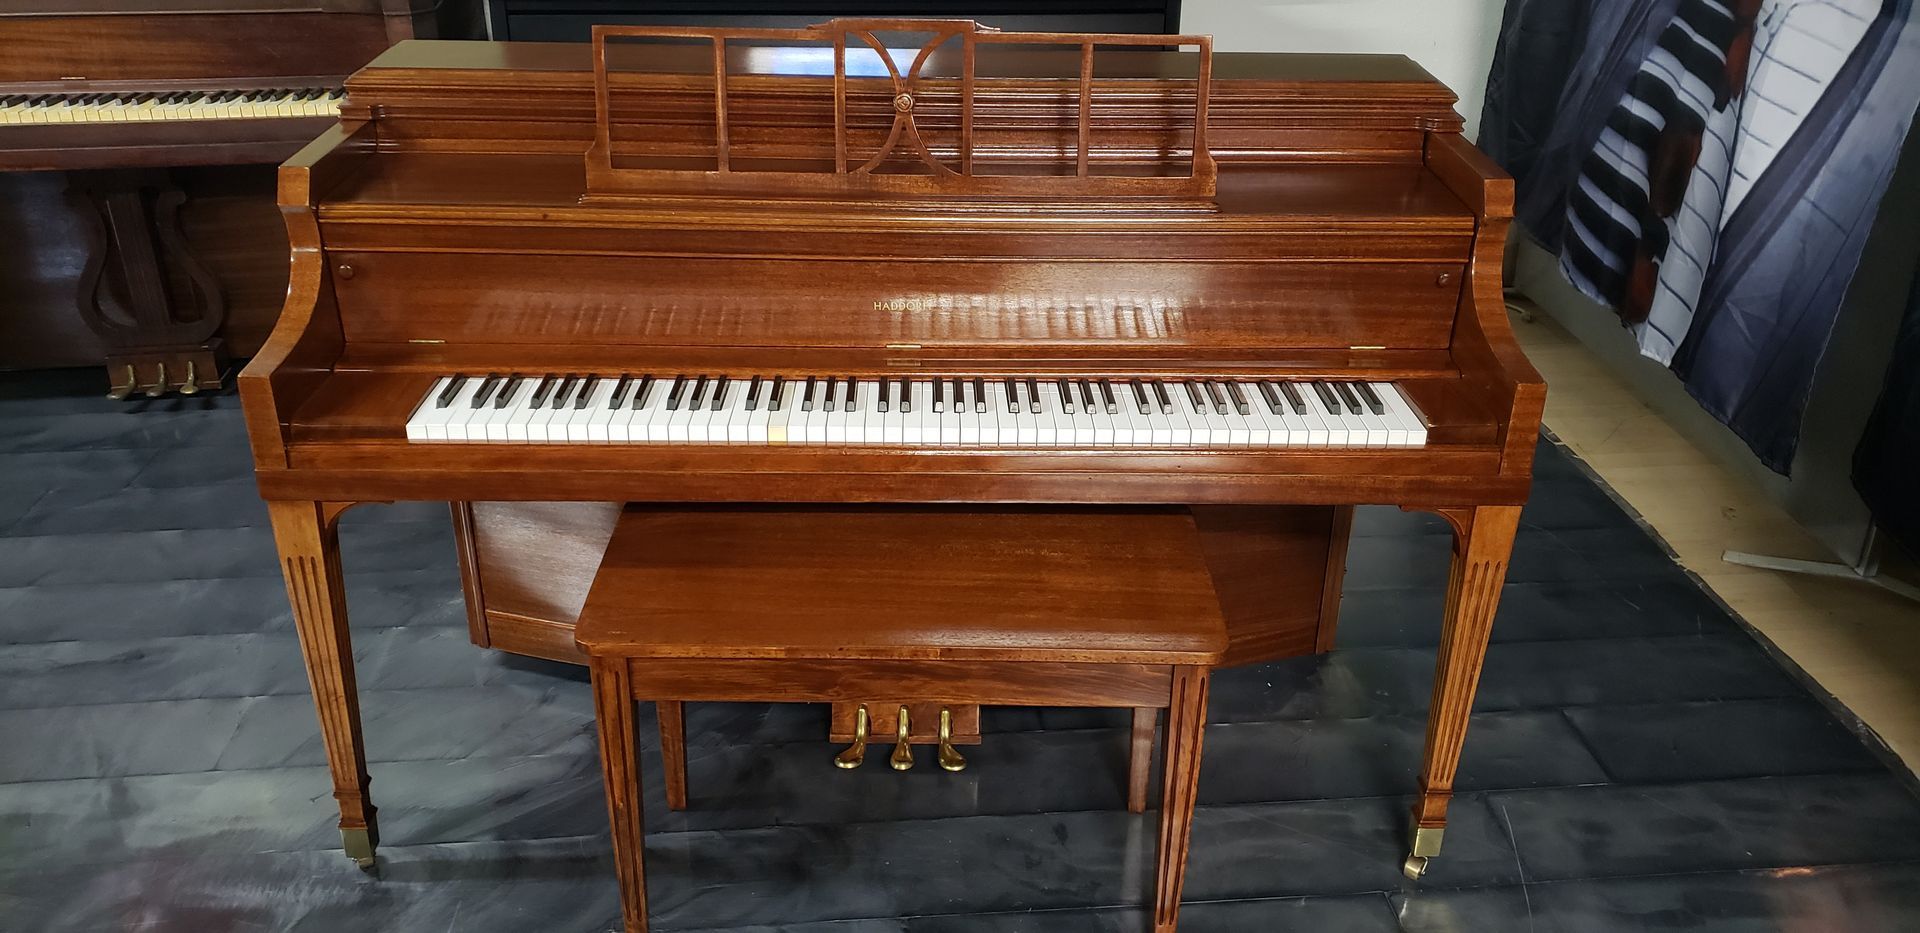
[885,343,922,350]
[408,339,446,344]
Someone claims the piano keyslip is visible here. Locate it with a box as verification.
[403,375,1428,449]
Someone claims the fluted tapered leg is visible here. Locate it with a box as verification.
[267,499,377,867]
[1407,505,1521,875]
[593,657,649,932]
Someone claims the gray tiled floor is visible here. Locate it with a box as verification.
[3,368,1919,932]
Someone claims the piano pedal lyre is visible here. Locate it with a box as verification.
[936,707,966,773]
[107,364,138,401]
[833,704,870,769]
[889,705,914,771]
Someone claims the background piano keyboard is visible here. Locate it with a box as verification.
[0,87,343,126]
[405,374,1429,448]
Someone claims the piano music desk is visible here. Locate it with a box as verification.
[576,505,1228,933]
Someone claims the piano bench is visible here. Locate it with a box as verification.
[576,505,1228,933]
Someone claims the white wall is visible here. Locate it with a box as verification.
[1181,0,1507,137]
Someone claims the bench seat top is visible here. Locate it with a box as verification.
[577,505,1229,666]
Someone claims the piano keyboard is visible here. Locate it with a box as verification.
[0,87,342,125]
[405,374,1428,448]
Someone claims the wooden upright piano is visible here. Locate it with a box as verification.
[241,21,1544,879]
[0,0,430,397]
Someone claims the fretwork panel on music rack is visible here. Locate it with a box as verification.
[404,373,1428,448]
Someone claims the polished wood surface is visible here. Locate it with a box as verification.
[580,502,1224,931]
[241,29,1544,874]
[0,0,424,394]
[579,506,1227,664]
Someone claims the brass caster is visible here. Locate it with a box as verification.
[936,707,966,773]
[143,362,169,398]
[342,826,376,871]
[889,705,914,771]
[107,364,137,401]
[1402,854,1428,880]
[1410,825,1444,858]
[833,705,869,769]
[178,361,200,396]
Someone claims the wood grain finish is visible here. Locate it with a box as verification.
[656,700,686,812]
[1129,706,1157,815]
[1153,666,1208,932]
[580,503,1225,931]
[239,35,1544,871]
[265,499,377,862]
[590,655,648,933]
[1411,505,1522,836]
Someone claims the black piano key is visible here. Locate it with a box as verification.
[1206,381,1230,415]
[710,376,730,411]
[573,374,600,409]
[1355,381,1387,415]
[845,377,858,413]
[1057,378,1075,415]
[1334,381,1363,414]
[1130,379,1151,415]
[974,378,988,414]
[664,375,687,411]
[689,376,712,410]
[822,376,837,413]
[549,374,578,409]
[1026,378,1042,414]
[1078,379,1097,411]
[632,375,655,409]
[1280,381,1308,414]
[931,377,944,414]
[1312,381,1342,415]
[1258,381,1284,414]
[801,376,816,412]
[1226,382,1250,416]
[877,378,890,413]
[493,375,524,409]
[527,374,557,409]
[1098,379,1118,415]
[1004,378,1019,414]
[435,375,467,408]
[769,376,785,413]
[470,373,503,408]
[1153,380,1173,413]
[899,378,912,414]
[1184,381,1206,413]
[608,374,633,409]
[744,375,762,411]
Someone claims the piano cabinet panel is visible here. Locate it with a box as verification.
[324,252,1469,351]
[0,13,395,84]
[0,167,289,370]
[453,501,1348,670]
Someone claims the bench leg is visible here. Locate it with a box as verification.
[1154,666,1209,932]
[1128,707,1157,814]
[592,658,649,933]
[657,700,687,811]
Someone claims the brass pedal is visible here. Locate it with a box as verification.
[107,364,137,401]
[833,705,869,769]
[143,362,169,398]
[937,707,966,772]
[889,705,914,771]
[177,361,200,396]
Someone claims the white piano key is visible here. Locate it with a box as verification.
[902,381,928,445]
[1383,382,1428,447]
[744,380,773,444]
[766,382,798,445]
[405,377,454,441]
[479,379,533,442]
[958,380,981,446]
[1033,381,1060,446]
[879,381,905,445]
[938,379,963,446]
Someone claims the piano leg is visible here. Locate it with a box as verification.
[266,499,380,868]
[1405,504,1522,880]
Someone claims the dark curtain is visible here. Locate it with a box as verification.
[1854,268,1920,551]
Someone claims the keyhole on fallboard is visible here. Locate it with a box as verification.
[1436,271,1453,287]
